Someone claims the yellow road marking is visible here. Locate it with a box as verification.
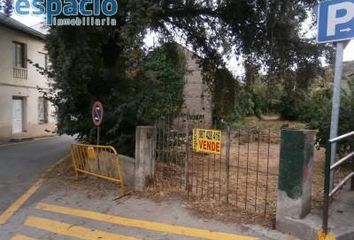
[24,216,140,240]
[37,202,258,240]
[0,154,70,225]
[10,234,38,240]
[0,179,44,225]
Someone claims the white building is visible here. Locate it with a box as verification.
[0,13,56,141]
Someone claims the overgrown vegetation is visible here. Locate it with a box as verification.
[43,42,186,154]
[238,67,354,154]
[307,76,354,153]
[6,1,336,154]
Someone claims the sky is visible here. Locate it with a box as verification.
[12,14,354,77]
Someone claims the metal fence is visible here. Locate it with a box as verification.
[153,115,280,218]
[71,143,126,193]
[322,132,354,235]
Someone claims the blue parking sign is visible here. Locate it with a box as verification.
[317,0,354,43]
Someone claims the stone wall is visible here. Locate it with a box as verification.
[180,48,213,126]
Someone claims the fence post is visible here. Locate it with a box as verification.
[134,126,156,191]
[322,142,332,235]
[184,119,190,190]
[225,125,231,204]
[276,129,316,225]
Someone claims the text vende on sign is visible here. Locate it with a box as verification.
[193,129,222,155]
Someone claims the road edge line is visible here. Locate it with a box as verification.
[36,202,258,240]
[10,234,38,240]
[24,216,140,240]
[0,154,70,225]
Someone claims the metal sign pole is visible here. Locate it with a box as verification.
[97,126,100,146]
[329,41,347,189]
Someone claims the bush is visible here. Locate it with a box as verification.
[278,90,307,121]
[305,77,354,154]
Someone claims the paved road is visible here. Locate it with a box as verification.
[0,185,290,240]
[0,136,74,213]
[0,136,293,239]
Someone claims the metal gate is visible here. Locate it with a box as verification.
[153,114,280,219]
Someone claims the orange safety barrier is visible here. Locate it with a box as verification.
[71,144,125,193]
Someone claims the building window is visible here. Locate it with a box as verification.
[39,52,48,71]
[38,97,48,124]
[13,42,26,68]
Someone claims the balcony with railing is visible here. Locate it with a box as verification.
[13,67,28,79]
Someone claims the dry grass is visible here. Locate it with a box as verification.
[187,141,279,222]
[46,120,351,228]
[45,155,121,199]
[148,131,331,227]
[312,148,325,209]
[241,116,307,132]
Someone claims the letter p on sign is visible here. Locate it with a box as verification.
[327,2,354,36]
[317,0,354,43]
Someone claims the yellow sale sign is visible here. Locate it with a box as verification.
[193,128,222,154]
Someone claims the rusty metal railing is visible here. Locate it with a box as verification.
[153,114,280,218]
[322,131,354,235]
[71,144,125,193]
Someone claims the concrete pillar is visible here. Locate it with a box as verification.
[134,126,156,191]
[276,129,316,221]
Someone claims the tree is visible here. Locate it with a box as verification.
[305,75,354,155]
[43,0,332,154]
[44,38,185,154]
[213,68,239,122]
[3,0,13,16]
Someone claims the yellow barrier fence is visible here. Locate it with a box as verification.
[71,144,125,193]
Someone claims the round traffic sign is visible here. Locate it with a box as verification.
[92,101,104,126]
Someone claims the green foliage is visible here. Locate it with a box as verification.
[213,69,239,122]
[277,70,354,154]
[213,69,273,126]
[2,0,13,15]
[299,73,332,126]
[111,43,185,154]
[251,78,284,116]
[39,0,332,153]
[306,76,354,153]
[337,79,354,153]
[133,43,186,122]
[278,90,308,121]
[45,39,185,155]
[217,83,271,127]
[275,64,326,120]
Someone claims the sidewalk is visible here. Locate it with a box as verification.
[0,135,58,146]
[0,170,295,240]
